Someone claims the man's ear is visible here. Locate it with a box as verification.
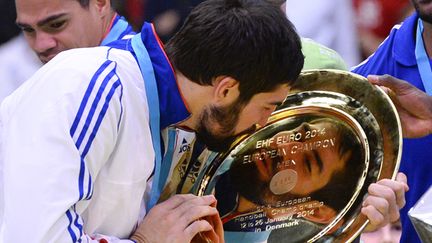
[212,76,240,105]
[91,0,112,15]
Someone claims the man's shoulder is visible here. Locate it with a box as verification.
[36,46,140,85]
[4,46,141,111]
[49,46,133,70]
[351,13,418,74]
[350,29,399,75]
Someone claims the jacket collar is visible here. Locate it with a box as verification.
[139,23,191,129]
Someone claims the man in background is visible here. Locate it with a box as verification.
[352,1,432,241]
[0,0,134,102]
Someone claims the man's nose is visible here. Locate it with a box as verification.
[33,32,57,53]
[257,117,268,127]
[257,110,274,127]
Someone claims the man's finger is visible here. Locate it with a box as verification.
[186,220,213,242]
[376,179,408,209]
[361,205,386,228]
[160,194,201,210]
[180,205,219,227]
[367,74,408,93]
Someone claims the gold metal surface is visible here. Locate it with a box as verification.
[175,70,402,242]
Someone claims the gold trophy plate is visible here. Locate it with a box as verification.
[180,70,402,242]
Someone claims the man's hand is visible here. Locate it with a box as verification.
[191,203,224,243]
[131,194,224,243]
[361,172,409,231]
[368,74,432,138]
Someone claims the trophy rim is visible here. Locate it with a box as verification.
[294,69,402,180]
[192,69,402,242]
[281,69,402,242]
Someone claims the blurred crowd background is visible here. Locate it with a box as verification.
[0,0,414,67]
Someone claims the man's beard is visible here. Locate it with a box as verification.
[413,0,432,24]
[195,100,251,152]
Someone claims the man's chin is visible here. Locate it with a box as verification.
[38,54,57,64]
[39,57,50,64]
[201,126,257,152]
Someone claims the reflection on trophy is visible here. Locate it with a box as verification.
[213,112,367,242]
[161,70,402,242]
[409,186,432,242]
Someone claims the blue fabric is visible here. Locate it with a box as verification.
[106,23,191,131]
[352,12,432,243]
[105,23,190,209]
[415,19,432,95]
[107,23,190,126]
[139,23,190,130]
[101,15,135,46]
[158,128,177,197]
[105,24,190,135]
[131,33,162,210]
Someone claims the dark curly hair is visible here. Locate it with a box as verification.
[165,0,304,103]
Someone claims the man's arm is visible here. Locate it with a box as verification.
[368,74,432,138]
[0,59,128,242]
[0,55,225,243]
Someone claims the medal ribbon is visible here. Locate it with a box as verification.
[101,15,131,45]
[131,33,162,210]
[415,19,432,95]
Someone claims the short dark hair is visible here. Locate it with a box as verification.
[165,0,304,102]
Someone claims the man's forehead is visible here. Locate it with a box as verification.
[16,0,80,22]
[253,84,290,102]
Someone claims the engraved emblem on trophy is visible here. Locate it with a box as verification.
[163,69,402,242]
